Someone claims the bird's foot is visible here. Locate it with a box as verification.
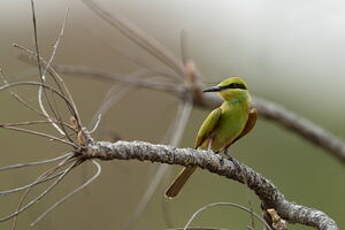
[227,156,234,162]
[220,157,225,166]
[223,148,234,161]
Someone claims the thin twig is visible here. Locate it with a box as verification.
[0,154,76,196]
[88,114,102,134]
[10,157,74,230]
[12,93,46,117]
[0,171,64,196]
[88,68,184,133]
[30,0,65,138]
[183,202,272,230]
[124,95,194,230]
[81,0,184,78]
[0,160,79,222]
[31,160,101,226]
[0,126,77,147]
[42,9,69,78]
[30,0,42,79]
[0,81,79,121]
[0,68,45,118]
[13,43,82,128]
[89,83,132,131]
[0,120,74,131]
[36,8,69,137]
[56,65,181,93]
[0,151,73,171]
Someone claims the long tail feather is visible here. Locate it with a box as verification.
[165,166,196,199]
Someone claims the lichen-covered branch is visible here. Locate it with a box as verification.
[87,140,339,230]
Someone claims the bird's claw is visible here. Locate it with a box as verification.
[220,157,225,166]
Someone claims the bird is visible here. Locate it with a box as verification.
[165,77,257,199]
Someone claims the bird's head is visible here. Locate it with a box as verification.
[202,77,249,100]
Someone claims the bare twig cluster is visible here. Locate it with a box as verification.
[0,1,101,228]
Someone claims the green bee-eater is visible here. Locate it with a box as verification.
[165,77,257,198]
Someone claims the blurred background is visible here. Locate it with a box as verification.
[0,0,344,229]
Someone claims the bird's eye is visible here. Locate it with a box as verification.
[225,83,247,90]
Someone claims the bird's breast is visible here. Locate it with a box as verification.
[209,102,249,152]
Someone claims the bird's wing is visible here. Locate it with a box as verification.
[231,107,257,145]
[195,107,222,148]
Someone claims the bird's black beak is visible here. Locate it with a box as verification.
[202,86,222,93]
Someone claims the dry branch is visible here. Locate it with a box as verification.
[86,140,339,230]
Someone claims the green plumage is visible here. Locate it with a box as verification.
[196,97,250,151]
[165,77,257,198]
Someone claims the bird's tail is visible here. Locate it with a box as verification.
[165,166,197,199]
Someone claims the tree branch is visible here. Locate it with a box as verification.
[86,140,339,230]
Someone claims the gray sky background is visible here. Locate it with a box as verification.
[1,0,345,111]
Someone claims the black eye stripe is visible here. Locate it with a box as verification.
[221,83,247,90]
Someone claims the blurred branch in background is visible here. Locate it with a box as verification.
[182,202,274,230]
